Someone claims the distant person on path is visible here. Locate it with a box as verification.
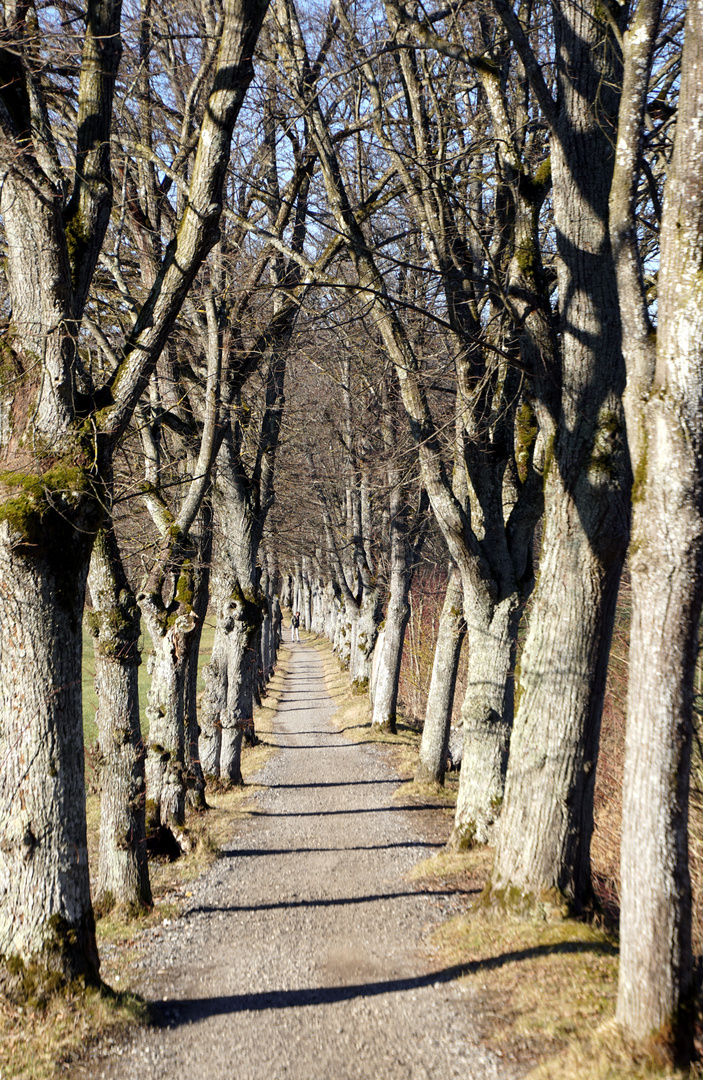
[291,611,301,642]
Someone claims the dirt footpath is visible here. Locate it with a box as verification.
[78,645,523,1080]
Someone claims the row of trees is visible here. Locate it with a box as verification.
[0,0,701,1066]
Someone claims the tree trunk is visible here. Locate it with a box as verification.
[450,591,520,846]
[280,571,292,610]
[301,556,312,629]
[0,535,100,989]
[201,452,265,784]
[491,459,627,906]
[216,584,261,782]
[350,588,381,689]
[371,594,410,732]
[335,599,353,669]
[272,594,283,651]
[614,0,703,1057]
[88,523,151,912]
[490,0,630,911]
[416,565,466,785]
[371,526,413,731]
[141,596,197,836]
[182,503,213,811]
[200,613,225,778]
[260,564,273,687]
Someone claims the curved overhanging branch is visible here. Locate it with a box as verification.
[100,0,271,447]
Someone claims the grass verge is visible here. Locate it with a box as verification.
[0,985,147,1080]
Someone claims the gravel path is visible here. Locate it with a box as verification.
[79,645,522,1080]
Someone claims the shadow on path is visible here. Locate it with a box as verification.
[263,779,398,789]
[187,888,476,916]
[153,940,616,1027]
[218,841,441,859]
[254,804,451,816]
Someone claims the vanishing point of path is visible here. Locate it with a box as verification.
[80,645,521,1080]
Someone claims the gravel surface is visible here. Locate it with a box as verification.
[76,645,524,1080]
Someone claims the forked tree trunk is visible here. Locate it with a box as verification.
[88,523,151,912]
[0,0,270,986]
[490,0,630,910]
[416,565,466,785]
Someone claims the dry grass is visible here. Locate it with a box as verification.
[414,849,617,1062]
[0,984,147,1080]
[410,848,696,1080]
[528,1025,700,1080]
[0,642,288,1080]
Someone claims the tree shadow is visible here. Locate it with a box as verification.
[262,779,397,789]
[256,804,450,816]
[186,887,474,916]
[217,840,442,859]
[275,701,337,711]
[151,940,617,1028]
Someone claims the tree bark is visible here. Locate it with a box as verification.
[87,523,151,912]
[182,503,213,811]
[201,438,266,784]
[141,580,198,836]
[451,593,520,845]
[612,0,703,1059]
[0,534,100,989]
[416,565,466,785]
[370,578,410,731]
